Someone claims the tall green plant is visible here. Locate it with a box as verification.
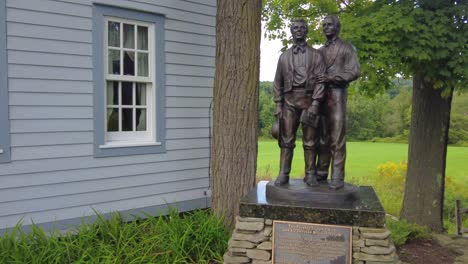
[0,210,230,264]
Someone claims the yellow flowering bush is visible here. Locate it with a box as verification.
[373,161,407,216]
[373,161,467,233]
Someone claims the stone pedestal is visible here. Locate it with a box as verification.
[242,181,385,227]
[224,181,401,264]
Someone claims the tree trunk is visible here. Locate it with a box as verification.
[400,71,453,232]
[211,0,261,227]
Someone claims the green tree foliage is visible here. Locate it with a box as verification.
[258,82,276,138]
[263,0,467,95]
[347,87,390,140]
[259,81,468,144]
[382,86,412,139]
[449,93,468,145]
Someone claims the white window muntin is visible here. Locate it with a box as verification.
[103,16,156,145]
[104,17,154,82]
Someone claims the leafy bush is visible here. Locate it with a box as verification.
[443,177,468,233]
[0,209,230,264]
[387,219,430,246]
[373,161,407,216]
[372,161,468,234]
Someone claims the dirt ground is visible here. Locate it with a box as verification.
[397,238,461,264]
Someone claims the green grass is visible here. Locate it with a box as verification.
[0,209,230,264]
[257,140,467,184]
[257,140,468,234]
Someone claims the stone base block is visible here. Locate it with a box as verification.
[223,181,399,264]
[240,181,386,227]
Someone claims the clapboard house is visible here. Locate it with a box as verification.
[0,0,215,233]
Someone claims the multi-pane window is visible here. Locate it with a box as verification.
[104,17,155,144]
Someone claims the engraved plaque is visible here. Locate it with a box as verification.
[272,221,352,264]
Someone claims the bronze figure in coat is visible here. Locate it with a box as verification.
[273,19,327,186]
[316,15,361,189]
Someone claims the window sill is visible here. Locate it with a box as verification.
[99,141,162,149]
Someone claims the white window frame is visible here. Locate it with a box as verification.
[102,16,158,147]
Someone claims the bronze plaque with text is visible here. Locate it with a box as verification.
[272,221,352,264]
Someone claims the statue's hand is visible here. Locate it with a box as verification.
[308,104,319,116]
[274,104,282,118]
[301,108,320,128]
[316,73,330,83]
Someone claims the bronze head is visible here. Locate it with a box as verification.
[290,19,308,43]
[323,15,341,39]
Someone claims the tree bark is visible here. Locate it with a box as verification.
[211,0,261,227]
[400,71,454,232]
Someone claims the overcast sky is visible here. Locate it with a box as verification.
[260,33,284,82]
[259,26,286,82]
[260,24,323,82]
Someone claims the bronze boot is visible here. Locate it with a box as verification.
[329,174,345,190]
[275,148,293,186]
[303,149,318,186]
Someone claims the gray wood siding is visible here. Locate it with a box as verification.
[0,0,215,230]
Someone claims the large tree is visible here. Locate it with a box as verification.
[263,0,467,231]
[212,0,262,226]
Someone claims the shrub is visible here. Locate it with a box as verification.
[373,161,407,216]
[373,161,468,234]
[387,219,430,246]
[0,209,230,264]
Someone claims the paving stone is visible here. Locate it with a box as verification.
[223,252,250,263]
[236,221,264,232]
[431,233,454,247]
[263,226,272,236]
[246,249,271,260]
[230,247,247,254]
[228,239,256,249]
[233,231,268,243]
[455,253,468,263]
[353,252,397,262]
[265,219,273,225]
[353,226,360,235]
[230,251,247,257]
[361,245,395,255]
[361,230,391,240]
[359,227,387,233]
[366,261,398,264]
[366,238,391,247]
[257,241,272,250]
[353,239,365,247]
[237,216,264,223]
[252,260,271,264]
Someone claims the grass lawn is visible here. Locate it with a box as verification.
[257,140,467,185]
[258,140,467,232]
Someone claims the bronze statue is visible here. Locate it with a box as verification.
[315,15,361,189]
[273,19,326,187]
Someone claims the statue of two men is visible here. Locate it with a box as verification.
[273,16,360,190]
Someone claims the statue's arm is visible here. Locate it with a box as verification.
[331,44,361,85]
[273,55,284,115]
[312,51,326,102]
[308,51,326,114]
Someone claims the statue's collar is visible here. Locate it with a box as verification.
[292,41,307,54]
[325,36,339,47]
